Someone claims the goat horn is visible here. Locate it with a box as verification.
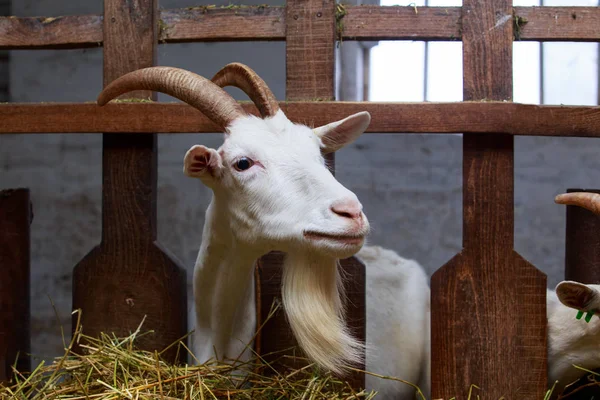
[97,66,246,131]
[211,62,279,118]
[555,192,600,216]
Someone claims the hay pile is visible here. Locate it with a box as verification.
[0,310,396,399]
[3,307,599,400]
[14,307,597,399]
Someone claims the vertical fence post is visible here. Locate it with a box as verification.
[430,1,547,398]
[72,0,187,363]
[564,188,600,283]
[0,188,31,383]
[256,0,366,390]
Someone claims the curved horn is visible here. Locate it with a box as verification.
[555,192,600,216]
[211,62,279,118]
[97,66,246,131]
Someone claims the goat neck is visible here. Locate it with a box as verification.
[192,199,260,364]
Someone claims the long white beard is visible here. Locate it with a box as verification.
[281,251,364,376]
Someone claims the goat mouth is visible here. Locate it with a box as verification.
[303,231,365,245]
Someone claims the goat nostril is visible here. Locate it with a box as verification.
[331,202,362,220]
[335,210,354,219]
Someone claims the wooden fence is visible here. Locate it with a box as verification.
[1,0,600,398]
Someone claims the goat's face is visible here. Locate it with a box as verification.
[95,63,371,259]
[184,110,371,258]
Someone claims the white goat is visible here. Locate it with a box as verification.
[97,65,600,399]
[97,62,427,399]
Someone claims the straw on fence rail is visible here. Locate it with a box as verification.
[1,6,600,49]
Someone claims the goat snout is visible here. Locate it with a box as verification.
[330,199,363,220]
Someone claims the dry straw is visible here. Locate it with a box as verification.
[0,304,422,400]
[3,305,591,399]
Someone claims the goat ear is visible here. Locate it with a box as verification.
[314,111,371,153]
[556,281,600,311]
[183,145,223,182]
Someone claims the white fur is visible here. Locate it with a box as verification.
[190,109,372,375]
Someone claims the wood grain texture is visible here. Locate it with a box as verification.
[564,189,600,284]
[514,6,600,42]
[0,14,103,50]
[344,6,600,42]
[285,0,336,100]
[72,0,187,363]
[1,6,600,49]
[0,189,31,383]
[256,252,299,367]
[343,5,461,41]
[2,102,600,136]
[255,0,365,390]
[160,6,284,42]
[430,0,547,398]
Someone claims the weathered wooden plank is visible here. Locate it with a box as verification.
[342,5,461,41]
[343,6,600,42]
[515,6,600,42]
[160,6,284,42]
[2,6,600,49]
[430,0,547,398]
[0,189,31,383]
[72,0,187,363]
[0,14,103,49]
[564,189,600,284]
[285,0,336,100]
[2,102,600,137]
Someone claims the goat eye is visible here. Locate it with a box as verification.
[234,157,253,171]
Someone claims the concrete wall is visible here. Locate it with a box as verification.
[2,0,600,362]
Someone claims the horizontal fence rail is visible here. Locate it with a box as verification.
[1,102,599,136]
[1,6,599,49]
